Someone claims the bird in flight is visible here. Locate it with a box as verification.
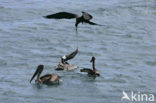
[44,11,102,30]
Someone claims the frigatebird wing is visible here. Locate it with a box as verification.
[85,20,100,25]
[44,12,78,19]
[85,20,104,26]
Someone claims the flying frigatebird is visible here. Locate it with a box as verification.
[44,11,102,30]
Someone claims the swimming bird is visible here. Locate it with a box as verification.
[56,48,78,70]
[44,11,101,29]
[56,63,78,70]
[80,56,100,76]
[30,65,61,85]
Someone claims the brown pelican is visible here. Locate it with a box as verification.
[56,48,78,70]
[80,57,100,76]
[30,65,61,85]
[44,11,102,29]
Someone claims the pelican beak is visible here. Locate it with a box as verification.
[30,65,43,83]
[90,58,93,62]
[30,69,38,83]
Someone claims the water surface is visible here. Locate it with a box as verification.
[0,0,156,103]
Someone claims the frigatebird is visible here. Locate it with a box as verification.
[44,11,101,29]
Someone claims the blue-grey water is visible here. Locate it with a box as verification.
[0,0,156,103]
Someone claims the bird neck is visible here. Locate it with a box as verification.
[92,60,95,70]
[61,58,64,63]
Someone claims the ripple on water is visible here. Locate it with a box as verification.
[0,0,156,103]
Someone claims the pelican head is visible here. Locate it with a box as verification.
[62,55,66,60]
[90,56,95,62]
[61,55,66,63]
[30,65,44,83]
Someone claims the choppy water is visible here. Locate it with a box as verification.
[0,0,156,103]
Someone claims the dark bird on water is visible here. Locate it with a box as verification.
[30,65,62,85]
[80,56,100,76]
[44,11,102,29]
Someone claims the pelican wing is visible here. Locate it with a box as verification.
[40,74,51,80]
[80,68,94,74]
[64,48,78,61]
[50,74,60,82]
[44,12,78,19]
[82,12,93,20]
[40,74,52,83]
